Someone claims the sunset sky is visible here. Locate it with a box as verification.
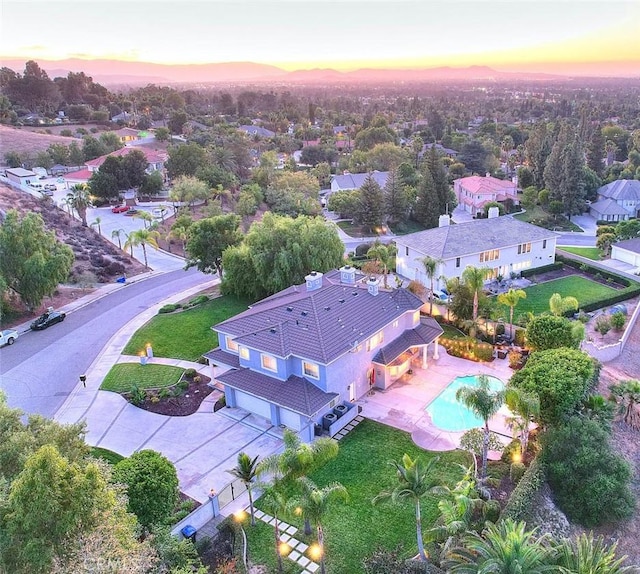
[2,0,639,76]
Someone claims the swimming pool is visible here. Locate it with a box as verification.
[425,375,505,432]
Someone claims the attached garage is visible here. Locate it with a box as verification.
[279,407,303,430]
[235,391,272,420]
[612,239,640,267]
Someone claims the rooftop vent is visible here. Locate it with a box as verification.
[270,328,277,333]
[286,306,293,312]
[324,306,331,311]
[339,298,345,303]
[352,291,358,296]
[301,311,308,317]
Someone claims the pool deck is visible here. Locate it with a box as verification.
[357,349,515,455]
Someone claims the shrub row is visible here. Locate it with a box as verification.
[439,337,494,362]
[520,262,563,278]
[500,457,544,523]
[556,254,632,286]
[157,294,211,315]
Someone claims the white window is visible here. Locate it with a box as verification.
[261,354,277,372]
[239,347,249,360]
[366,331,384,351]
[226,336,238,352]
[413,310,420,325]
[392,320,399,328]
[303,361,319,379]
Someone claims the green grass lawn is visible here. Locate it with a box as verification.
[558,246,603,260]
[388,220,427,236]
[513,207,582,232]
[249,419,470,574]
[440,323,467,339]
[100,363,185,393]
[336,220,384,238]
[123,296,249,361]
[496,275,617,318]
[90,446,124,465]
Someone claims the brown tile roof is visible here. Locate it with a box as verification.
[217,369,337,416]
[215,271,424,364]
[204,348,240,369]
[372,317,443,365]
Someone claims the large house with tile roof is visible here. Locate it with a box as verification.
[330,171,389,193]
[454,174,519,216]
[206,267,442,442]
[589,180,640,222]
[395,213,558,291]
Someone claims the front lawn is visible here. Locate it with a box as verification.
[336,220,383,238]
[497,276,617,318]
[123,296,249,361]
[100,363,185,393]
[513,207,582,232]
[558,246,603,260]
[388,220,427,235]
[250,419,470,574]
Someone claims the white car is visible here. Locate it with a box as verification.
[0,329,19,347]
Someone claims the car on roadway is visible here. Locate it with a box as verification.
[31,310,66,331]
[124,208,139,216]
[44,184,57,191]
[432,289,450,303]
[0,329,19,347]
[111,204,129,213]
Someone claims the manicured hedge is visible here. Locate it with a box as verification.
[520,262,563,278]
[556,254,632,286]
[500,457,544,523]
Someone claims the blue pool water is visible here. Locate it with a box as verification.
[426,375,505,432]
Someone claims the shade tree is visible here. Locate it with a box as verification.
[184,214,242,276]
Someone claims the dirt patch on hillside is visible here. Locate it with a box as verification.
[0,185,145,327]
[0,124,80,158]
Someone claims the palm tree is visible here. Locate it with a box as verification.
[609,379,640,429]
[67,184,91,226]
[257,482,290,574]
[549,293,579,317]
[421,256,441,316]
[124,232,135,257]
[227,452,259,526]
[497,288,527,341]
[553,533,635,574]
[111,228,126,250]
[456,374,505,480]
[373,454,440,562]
[288,478,348,574]
[426,465,485,562]
[90,216,102,236]
[127,228,160,268]
[366,242,397,289]
[462,266,491,322]
[504,387,540,456]
[443,519,555,573]
[258,429,338,535]
[136,210,154,229]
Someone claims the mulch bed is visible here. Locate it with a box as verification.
[127,372,214,416]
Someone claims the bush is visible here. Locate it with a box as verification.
[188,294,210,306]
[501,439,521,463]
[541,417,634,527]
[355,242,372,257]
[513,328,526,347]
[482,500,501,523]
[130,384,146,406]
[500,457,544,522]
[610,311,626,331]
[184,368,197,378]
[595,315,611,336]
[510,462,526,484]
[158,303,181,314]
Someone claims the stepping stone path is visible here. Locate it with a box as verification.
[251,416,365,573]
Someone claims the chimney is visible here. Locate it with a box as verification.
[486,172,491,178]
[305,271,323,291]
[366,276,379,296]
[340,264,356,285]
[488,206,500,219]
[438,214,451,227]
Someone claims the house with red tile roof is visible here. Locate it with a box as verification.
[454,174,519,216]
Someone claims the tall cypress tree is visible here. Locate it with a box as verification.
[384,168,409,225]
[525,122,552,190]
[586,125,605,177]
[413,167,439,229]
[561,136,586,220]
[425,145,454,214]
[356,173,385,232]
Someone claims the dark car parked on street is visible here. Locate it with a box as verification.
[31,310,66,330]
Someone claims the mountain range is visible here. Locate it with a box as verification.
[1,58,571,86]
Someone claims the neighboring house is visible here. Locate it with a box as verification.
[112,127,143,143]
[4,167,38,186]
[395,212,558,291]
[454,174,519,216]
[422,143,458,159]
[111,111,134,123]
[206,267,442,442]
[333,125,347,136]
[590,180,640,222]
[239,125,275,138]
[611,238,640,270]
[84,146,167,174]
[330,170,389,193]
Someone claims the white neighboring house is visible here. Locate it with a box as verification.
[611,238,640,270]
[395,210,559,291]
[4,167,38,187]
[590,180,640,222]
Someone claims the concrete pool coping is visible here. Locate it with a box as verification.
[356,349,515,455]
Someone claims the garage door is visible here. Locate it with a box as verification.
[235,391,272,420]
[612,247,640,266]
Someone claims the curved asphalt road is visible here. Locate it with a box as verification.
[0,268,213,417]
